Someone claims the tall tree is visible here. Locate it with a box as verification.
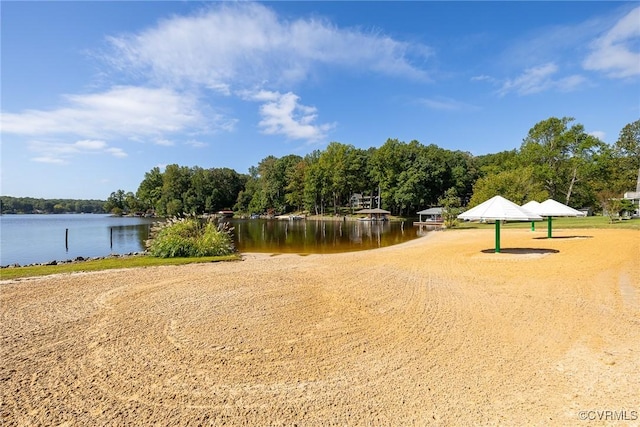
[136,167,163,212]
[104,189,126,214]
[612,119,640,192]
[316,142,366,213]
[158,164,192,216]
[468,167,548,207]
[303,150,329,215]
[519,116,603,206]
[369,139,414,214]
[284,159,308,212]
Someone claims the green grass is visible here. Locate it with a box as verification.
[453,215,640,230]
[0,254,240,281]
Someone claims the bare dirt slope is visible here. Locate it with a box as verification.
[1,228,639,426]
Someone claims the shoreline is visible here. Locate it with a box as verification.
[0,251,148,269]
[2,228,638,425]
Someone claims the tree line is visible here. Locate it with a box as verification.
[103,116,638,218]
[0,197,106,214]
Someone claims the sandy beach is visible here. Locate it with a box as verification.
[1,228,638,426]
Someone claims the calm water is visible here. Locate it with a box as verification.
[0,215,427,266]
[231,219,422,254]
[0,214,154,266]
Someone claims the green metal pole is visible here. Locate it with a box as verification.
[531,221,535,231]
[495,221,501,253]
[547,216,552,238]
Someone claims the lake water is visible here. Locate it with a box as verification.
[0,214,155,266]
[231,218,422,254]
[0,215,427,266]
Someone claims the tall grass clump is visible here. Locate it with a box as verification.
[147,217,235,258]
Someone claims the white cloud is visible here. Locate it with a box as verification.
[589,130,606,141]
[104,2,432,92]
[1,85,236,163]
[32,156,67,165]
[471,75,497,84]
[244,90,335,141]
[154,138,175,147]
[27,139,128,164]
[1,86,209,138]
[418,96,478,112]
[185,140,207,148]
[498,63,587,96]
[498,63,558,96]
[105,147,128,158]
[556,74,588,92]
[75,139,107,150]
[583,7,640,78]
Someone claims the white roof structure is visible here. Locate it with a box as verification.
[417,207,443,215]
[457,196,542,253]
[458,195,542,221]
[355,208,391,214]
[533,199,586,217]
[526,199,585,238]
[521,200,541,216]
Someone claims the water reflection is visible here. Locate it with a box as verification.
[230,219,420,254]
[110,224,151,253]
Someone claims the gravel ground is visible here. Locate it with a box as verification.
[1,228,639,426]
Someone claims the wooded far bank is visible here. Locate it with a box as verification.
[2,117,638,218]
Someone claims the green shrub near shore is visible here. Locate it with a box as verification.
[147,217,235,258]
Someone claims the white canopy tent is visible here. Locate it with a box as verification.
[521,200,542,231]
[458,195,542,253]
[529,199,586,238]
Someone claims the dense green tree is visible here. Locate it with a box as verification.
[104,190,126,214]
[136,167,163,212]
[468,167,548,207]
[210,168,247,211]
[315,142,366,213]
[442,149,478,206]
[284,159,308,212]
[235,167,260,213]
[97,116,637,218]
[611,119,640,192]
[475,150,519,177]
[615,119,640,163]
[519,116,605,207]
[248,155,303,214]
[156,164,192,216]
[369,139,417,215]
[0,197,105,214]
[303,150,329,215]
[438,187,462,228]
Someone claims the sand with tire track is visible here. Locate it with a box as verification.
[1,228,639,426]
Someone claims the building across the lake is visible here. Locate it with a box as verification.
[414,207,444,225]
[350,193,380,209]
[623,168,640,217]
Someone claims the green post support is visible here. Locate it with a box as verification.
[495,221,501,253]
[547,216,552,238]
[531,221,535,231]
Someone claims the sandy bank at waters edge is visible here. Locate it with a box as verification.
[1,228,639,425]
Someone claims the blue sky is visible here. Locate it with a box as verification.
[2,1,639,200]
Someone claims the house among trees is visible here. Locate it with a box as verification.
[623,168,640,217]
[349,193,380,209]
